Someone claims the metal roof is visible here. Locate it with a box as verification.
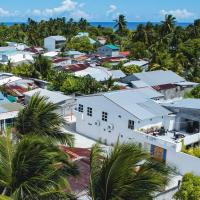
[110,70,126,79]
[24,88,72,104]
[131,80,150,88]
[103,89,169,120]
[133,70,185,86]
[124,60,149,67]
[105,44,119,50]
[163,99,200,110]
[46,35,66,41]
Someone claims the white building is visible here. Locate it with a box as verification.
[44,36,66,51]
[24,88,75,117]
[0,93,23,132]
[74,66,126,81]
[97,44,120,57]
[75,89,200,176]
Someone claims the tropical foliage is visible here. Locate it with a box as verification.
[15,93,74,145]
[89,143,173,200]
[0,131,78,199]
[174,173,200,200]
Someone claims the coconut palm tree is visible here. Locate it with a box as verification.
[15,93,74,145]
[0,131,78,199]
[114,15,127,35]
[161,14,176,35]
[89,143,173,200]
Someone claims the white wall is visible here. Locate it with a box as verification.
[97,46,119,57]
[44,38,55,51]
[167,150,200,175]
[75,95,178,151]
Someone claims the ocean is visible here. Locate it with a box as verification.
[1,22,192,30]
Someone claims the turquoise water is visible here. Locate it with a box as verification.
[1,22,192,30]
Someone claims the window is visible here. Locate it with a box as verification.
[128,120,134,130]
[102,112,108,122]
[78,104,83,113]
[87,107,92,117]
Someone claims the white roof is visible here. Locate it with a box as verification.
[133,70,185,86]
[46,36,66,41]
[124,60,149,67]
[6,53,34,63]
[103,89,169,120]
[43,51,58,57]
[163,99,200,110]
[0,76,22,86]
[75,67,111,81]
[24,88,72,104]
[131,80,150,88]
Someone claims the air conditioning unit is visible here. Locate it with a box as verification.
[107,124,114,131]
[95,120,101,126]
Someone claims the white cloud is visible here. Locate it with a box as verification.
[0,0,90,20]
[0,8,10,17]
[70,9,90,19]
[160,9,194,19]
[106,5,117,16]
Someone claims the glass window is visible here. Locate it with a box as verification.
[78,104,83,113]
[128,120,134,130]
[102,112,108,122]
[87,107,92,117]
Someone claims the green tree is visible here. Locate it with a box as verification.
[15,93,74,145]
[161,14,176,35]
[185,85,200,98]
[114,14,128,36]
[67,36,93,53]
[174,173,200,200]
[90,143,172,200]
[0,132,78,199]
[34,54,52,79]
[122,65,142,75]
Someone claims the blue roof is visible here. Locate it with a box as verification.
[0,93,9,104]
[105,44,119,50]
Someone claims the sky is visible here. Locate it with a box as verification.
[0,0,199,22]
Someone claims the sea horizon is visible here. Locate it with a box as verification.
[0,21,192,30]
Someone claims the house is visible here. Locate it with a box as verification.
[121,70,198,100]
[75,89,200,176]
[66,51,86,59]
[97,44,120,57]
[123,60,149,71]
[74,66,126,81]
[75,32,96,45]
[24,88,75,117]
[0,94,23,132]
[44,36,66,51]
[96,36,107,45]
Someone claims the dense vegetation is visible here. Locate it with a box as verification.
[0,15,200,83]
[175,173,200,200]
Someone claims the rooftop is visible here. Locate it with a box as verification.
[163,99,200,110]
[133,70,185,86]
[24,88,72,104]
[0,102,23,113]
[105,44,120,50]
[45,35,66,41]
[123,60,149,67]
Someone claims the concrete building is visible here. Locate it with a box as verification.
[44,36,66,51]
[0,93,23,133]
[121,70,198,100]
[24,88,75,117]
[75,89,200,176]
[97,44,120,57]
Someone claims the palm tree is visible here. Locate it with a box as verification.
[114,15,127,35]
[15,93,74,145]
[89,143,173,200]
[161,14,176,35]
[0,131,78,199]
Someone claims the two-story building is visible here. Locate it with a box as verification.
[121,70,198,100]
[44,36,66,51]
[24,88,75,117]
[97,44,120,57]
[75,89,200,175]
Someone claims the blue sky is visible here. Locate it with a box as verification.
[0,0,199,22]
